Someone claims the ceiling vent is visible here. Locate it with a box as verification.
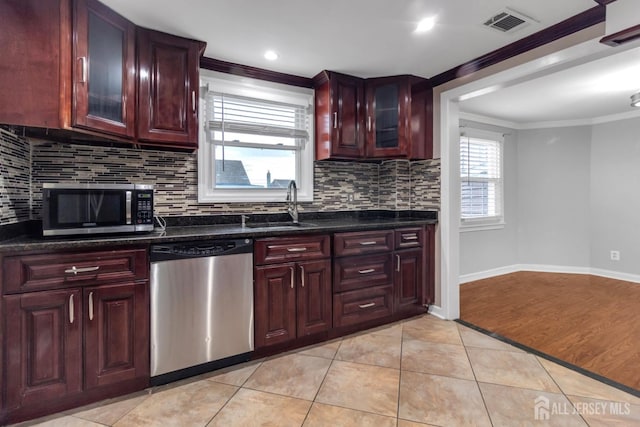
[483,8,538,33]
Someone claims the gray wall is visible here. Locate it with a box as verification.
[459,120,519,275]
[460,117,640,279]
[589,117,640,275]
[516,126,592,268]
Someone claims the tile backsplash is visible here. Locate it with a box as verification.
[1,128,440,225]
[0,127,31,225]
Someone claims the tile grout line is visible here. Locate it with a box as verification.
[459,326,496,427]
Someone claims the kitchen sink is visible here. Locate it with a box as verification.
[245,222,317,229]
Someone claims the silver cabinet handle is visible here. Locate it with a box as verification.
[69,294,74,324]
[402,234,418,240]
[88,291,94,321]
[78,57,87,83]
[396,254,401,272]
[359,241,376,246]
[64,266,100,275]
[192,91,196,112]
[358,268,375,274]
[300,265,305,288]
[367,116,372,132]
[333,112,337,129]
[290,266,295,289]
[359,302,375,309]
[287,247,308,252]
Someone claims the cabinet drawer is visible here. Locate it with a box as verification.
[3,248,148,294]
[333,253,393,293]
[333,230,393,257]
[395,227,424,249]
[255,235,330,265]
[333,285,393,328]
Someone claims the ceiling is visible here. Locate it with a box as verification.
[100,0,596,79]
[100,0,640,124]
[459,43,640,125]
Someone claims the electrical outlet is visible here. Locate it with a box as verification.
[347,194,355,202]
[610,250,620,261]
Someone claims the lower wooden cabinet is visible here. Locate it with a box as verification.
[394,247,424,313]
[4,289,83,411]
[1,248,149,425]
[254,236,332,349]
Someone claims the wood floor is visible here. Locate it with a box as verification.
[460,271,640,392]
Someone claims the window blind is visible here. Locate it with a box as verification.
[206,91,309,144]
[460,134,503,220]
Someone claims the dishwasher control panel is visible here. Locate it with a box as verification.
[150,238,253,261]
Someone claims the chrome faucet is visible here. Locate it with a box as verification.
[286,180,299,224]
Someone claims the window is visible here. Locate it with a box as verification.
[198,70,314,202]
[460,129,504,229]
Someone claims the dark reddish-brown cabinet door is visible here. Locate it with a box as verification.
[4,289,83,410]
[331,74,365,158]
[296,259,332,337]
[394,248,424,313]
[365,76,410,158]
[73,0,136,138]
[84,282,149,389]
[137,28,201,148]
[254,264,297,348]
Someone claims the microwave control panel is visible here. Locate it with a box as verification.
[135,191,154,225]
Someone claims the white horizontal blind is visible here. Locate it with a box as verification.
[460,133,503,221]
[206,91,309,147]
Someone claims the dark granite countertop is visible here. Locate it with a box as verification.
[0,210,437,253]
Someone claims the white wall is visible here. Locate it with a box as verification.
[590,117,640,275]
[459,120,519,276]
[516,126,592,268]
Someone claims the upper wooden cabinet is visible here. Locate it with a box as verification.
[313,71,432,161]
[314,71,365,160]
[137,28,203,148]
[73,0,136,138]
[0,0,205,150]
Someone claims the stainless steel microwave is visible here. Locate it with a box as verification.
[42,183,154,237]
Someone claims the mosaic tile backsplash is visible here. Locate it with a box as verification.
[1,129,440,225]
[0,128,31,225]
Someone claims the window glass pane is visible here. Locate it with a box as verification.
[214,145,296,189]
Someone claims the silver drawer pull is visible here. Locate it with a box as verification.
[359,241,377,246]
[358,269,375,274]
[65,266,100,275]
[287,247,308,252]
[402,234,418,240]
[359,302,376,309]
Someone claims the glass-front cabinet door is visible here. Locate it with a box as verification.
[365,77,410,158]
[73,0,135,138]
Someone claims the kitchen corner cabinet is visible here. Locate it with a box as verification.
[313,70,432,161]
[313,71,365,160]
[0,0,205,150]
[254,235,332,348]
[1,248,149,425]
[137,28,203,148]
[73,0,136,138]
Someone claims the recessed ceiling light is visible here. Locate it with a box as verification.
[264,50,278,61]
[415,16,436,33]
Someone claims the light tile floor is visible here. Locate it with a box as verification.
[14,315,640,427]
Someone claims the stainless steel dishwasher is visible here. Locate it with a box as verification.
[149,238,254,385]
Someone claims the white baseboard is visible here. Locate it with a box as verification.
[460,264,640,284]
[427,305,446,319]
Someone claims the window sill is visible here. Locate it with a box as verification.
[460,220,505,233]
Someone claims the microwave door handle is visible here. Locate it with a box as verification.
[126,191,132,224]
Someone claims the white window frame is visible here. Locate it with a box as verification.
[459,128,505,232]
[198,69,314,203]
